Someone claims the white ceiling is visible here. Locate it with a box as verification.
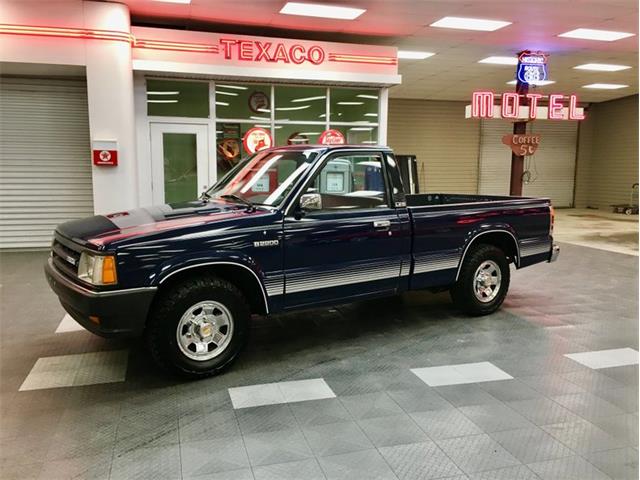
[119,0,638,103]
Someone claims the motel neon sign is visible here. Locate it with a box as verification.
[470,92,585,120]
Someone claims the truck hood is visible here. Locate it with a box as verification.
[57,199,271,249]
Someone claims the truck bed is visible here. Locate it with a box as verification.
[406,193,547,207]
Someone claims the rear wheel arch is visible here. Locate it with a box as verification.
[155,262,269,315]
[456,229,519,281]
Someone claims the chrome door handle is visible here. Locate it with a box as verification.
[373,220,391,229]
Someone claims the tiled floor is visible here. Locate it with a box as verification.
[0,242,638,479]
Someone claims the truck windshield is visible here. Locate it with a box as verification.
[205,149,320,207]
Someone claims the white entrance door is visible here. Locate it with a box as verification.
[150,123,210,204]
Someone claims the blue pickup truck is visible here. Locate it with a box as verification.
[46,145,558,377]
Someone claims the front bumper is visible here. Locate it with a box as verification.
[549,243,560,262]
[45,258,156,338]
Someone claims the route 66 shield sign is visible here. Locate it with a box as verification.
[517,51,548,85]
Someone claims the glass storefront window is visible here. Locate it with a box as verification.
[329,125,378,145]
[215,83,271,121]
[329,87,378,124]
[274,85,326,121]
[147,79,209,118]
[275,124,323,146]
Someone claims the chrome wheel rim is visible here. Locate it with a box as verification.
[176,301,234,361]
[473,260,502,303]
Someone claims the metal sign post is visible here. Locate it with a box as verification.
[510,51,548,196]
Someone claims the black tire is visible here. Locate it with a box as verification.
[146,275,250,378]
[450,244,510,316]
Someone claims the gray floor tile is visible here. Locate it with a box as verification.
[518,374,588,397]
[459,403,534,433]
[289,398,352,427]
[561,369,625,394]
[478,379,544,402]
[587,447,639,480]
[468,465,541,480]
[180,436,249,477]
[527,455,611,480]
[552,392,626,421]
[236,404,297,434]
[410,408,483,440]
[594,386,639,413]
[436,434,521,474]
[589,414,639,447]
[243,427,313,467]
[434,385,502,407]
[357,413,429,447]
[184,468,255,480]
[46,423,117,460]
[253,458,326,480]
[386,388,454,413]
[542,420,626,454]
[339,391,404,420]
[303,421,373,456]
[40,452,112,480]
[110,444,181,480]
[489,427,575,464]
[506,397,584,426]
[379,441,464,480]
[318,449,397,480]
[178,409,240,442]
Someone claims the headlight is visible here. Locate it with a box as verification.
[77,252,117,285]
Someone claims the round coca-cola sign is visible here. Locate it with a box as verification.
[318,129,346,145]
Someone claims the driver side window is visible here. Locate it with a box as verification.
[303,154,388,210]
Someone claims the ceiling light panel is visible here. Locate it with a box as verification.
[574,63,632,72]
[430,16,511,31]
[280,2,365,20]
[558,28,635,41]
[397,51,435,60]
[583,83,629,89]
[479,56,518,65]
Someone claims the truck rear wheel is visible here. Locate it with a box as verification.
[451,244,510,316]
[147,276,249,378]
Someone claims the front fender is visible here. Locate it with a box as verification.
[150,250,264,286]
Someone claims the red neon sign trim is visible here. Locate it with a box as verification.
[133,38,219,54]
[0,23,398,65]
[0,24,132,43]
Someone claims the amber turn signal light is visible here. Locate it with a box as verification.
[101,255,117,285]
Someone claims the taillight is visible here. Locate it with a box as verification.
[549,206,555,234]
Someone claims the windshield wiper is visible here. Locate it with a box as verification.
[200,191,212,201]
[220,194,255,210]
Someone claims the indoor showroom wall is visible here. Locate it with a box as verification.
[575,95,639,208]
[387,99,480,194]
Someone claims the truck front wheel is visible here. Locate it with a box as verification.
[451,244,510,316]
[147,276,249,378]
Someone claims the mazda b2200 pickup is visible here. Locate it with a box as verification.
[45,145,559,377]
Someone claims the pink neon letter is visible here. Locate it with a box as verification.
[471,91,494,118]
[526,93,543,119]
[548,94,564,120]
[569,94,585,120]
[501,92,520,119]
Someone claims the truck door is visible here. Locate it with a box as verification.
[283,151,407,309]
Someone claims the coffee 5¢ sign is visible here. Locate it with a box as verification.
[502,134,541,156]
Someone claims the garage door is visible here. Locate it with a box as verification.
[0,77,94,249]
[478,119,578,207]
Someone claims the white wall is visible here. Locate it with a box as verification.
[0,0,138,214]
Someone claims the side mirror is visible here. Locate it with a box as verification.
[299,193,322,211]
